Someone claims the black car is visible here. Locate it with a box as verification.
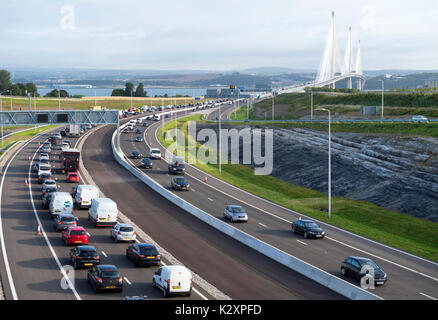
[136,128,142,134]
[140,157,152,169]
[171,177,190,191]
[126,243,160,267]
[130,150,142,159]
[168,162,185,175]
[135,136,143,142]
[142,122,148,127]
[60,130,67,137]
[70,246,100,269]
[87,265,123,293]
[291,219,325,239]
[341,256,387,285]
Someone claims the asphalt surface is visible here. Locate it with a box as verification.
[124,105,438,300]
[0,105,344,300]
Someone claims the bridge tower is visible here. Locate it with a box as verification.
[343,26,354,89]
[354,40,363,90]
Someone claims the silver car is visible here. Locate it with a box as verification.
[54,213,78,231]
[110,223,136,243]
[224,205,248,222]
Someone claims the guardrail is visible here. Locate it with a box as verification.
[111,110,382,300]
[208,119,438,123]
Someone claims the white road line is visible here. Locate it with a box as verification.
[101,251,108,258]
[124,277,132,285]
[258,222,267,228]
[191,188,196,192]
[419,292,437,300]
[296,240,308,246]
[86,232,91,237]
[207,197,213,202]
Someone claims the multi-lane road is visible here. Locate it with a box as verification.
[0,102,437,300]
[0,105,344,300]
[120,104,438,300]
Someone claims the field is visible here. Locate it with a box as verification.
[0,96,204,111]
[158,114,438,262]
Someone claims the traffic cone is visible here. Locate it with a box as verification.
[24,179,28,186]
[36,224,41,235]
[204,176,208,183]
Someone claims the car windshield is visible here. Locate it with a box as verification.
[69,173,78,177]
[70,230,86,236]
[119,226,134,232]
[360,260,379,269]
[101,270,120,278]
[61,216,75,222]
[132,151,139,155]
[151,150,160,154]
[231,206,244,213]
[175,178,187,184]
[305,222,319,228]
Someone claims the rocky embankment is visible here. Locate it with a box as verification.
[195,124,438,222]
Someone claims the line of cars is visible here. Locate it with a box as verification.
[35,129,194,296]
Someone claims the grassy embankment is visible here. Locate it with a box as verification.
[0,125,59,153]
[158,113,438,262]
[235,92,438,120]
[0,96,204,111]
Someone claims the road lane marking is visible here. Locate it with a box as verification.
[124,277,132,285]
[258,222,267,228]
[419,292,437,300]
[86,232,91,237]
[207,197,213,202]
[101,251,108,258]
[296,240,308,246]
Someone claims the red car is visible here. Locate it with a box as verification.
[67,172,80,183]
[62,226,89,246]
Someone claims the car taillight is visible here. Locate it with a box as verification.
[133,231,136,235]
[190,278,192,286]
[167,279,170,287]
[95,256,100,260]
[117,231,121,235]
[139,255,145,258]
[119,277,123,283]
[80,197,82,201]
[156,255,160,258]
[98,278,102,283]
[76,256,82,259]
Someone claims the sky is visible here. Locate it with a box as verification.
[1,0,437,71]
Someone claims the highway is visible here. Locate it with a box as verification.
[118,104,438,300]
[0,105,344,300]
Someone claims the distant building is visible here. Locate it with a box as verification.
[205,87,251,99]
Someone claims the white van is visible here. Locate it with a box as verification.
[88,198,118,227]
[152,265,192,297]
[49,192,73,219]
[153,114,160,121]
[149,148,161,159]
[74,185,99,209]
[38,163,52,175]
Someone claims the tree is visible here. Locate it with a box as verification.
[25,82,39,96]
[135,82,146,97]
[11,84,23,96]
[44,89,70,98]
[111,89,125,96]
[0,70,11,93]
[124,82,134,97]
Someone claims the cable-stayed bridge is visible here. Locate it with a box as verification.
[279,11,365,95]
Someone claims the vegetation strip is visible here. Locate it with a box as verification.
[158,114,438,262]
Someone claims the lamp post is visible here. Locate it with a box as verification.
[379,80,384,121]
[310,89,314,120]
[315,108,331,218]
[0,93,3,146]
[272,90,275,121]
[219,101,222,174]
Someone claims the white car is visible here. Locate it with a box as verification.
[149,148,161,159]
[412,115,429,123]
[39,153,50,162]
[152,265,192,297]
[110,223,136,243]
[136,118,142,124]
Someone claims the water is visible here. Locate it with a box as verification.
[37,87,207,98]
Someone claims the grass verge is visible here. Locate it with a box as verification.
[157,114,438,262]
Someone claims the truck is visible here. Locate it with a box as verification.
[68,125,80,137]
[60,147,80,174]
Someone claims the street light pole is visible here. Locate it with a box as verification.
[0,93,3,146]
[272,91,275,121]
[316,108,331,218]
[310,90,314,120]
[380,80,384,121]
[219,102,222,174]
